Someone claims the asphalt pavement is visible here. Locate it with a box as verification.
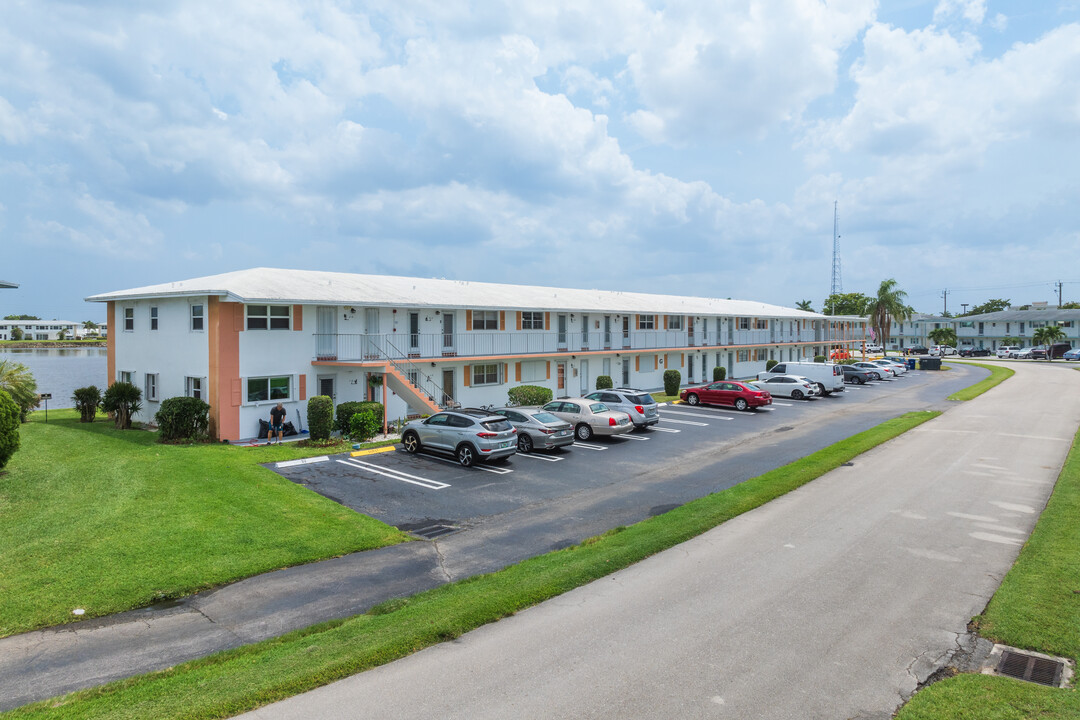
[241,361,1080,720]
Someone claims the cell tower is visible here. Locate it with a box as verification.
[830,200,842,297]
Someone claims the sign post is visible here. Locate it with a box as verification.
[39,393,52,423]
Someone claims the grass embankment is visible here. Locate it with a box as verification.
[897,422,1080,719]
[0,410,407,637]
[4,410,940,720]
[947,361,1015,401]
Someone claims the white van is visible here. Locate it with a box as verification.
[757,361,845,395]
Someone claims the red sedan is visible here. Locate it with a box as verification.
[679,381,772,411]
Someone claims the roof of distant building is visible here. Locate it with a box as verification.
[955,308,1080,322]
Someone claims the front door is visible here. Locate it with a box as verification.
[442,313,455,354]
[580,314,589,350]
[316,306,338,360]
[688,354,694,381]
[409,312,420,354]
[441,369,455,406]
[621,358,630,386]
[318,375,335,402]
[604,315,612,349]
[687,316,694,345]
[622,316,630,348]
[557,314,568,350]
[364,308,380,359]
[579,359,589,395]
[557,362,567,395]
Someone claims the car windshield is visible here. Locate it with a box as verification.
[589,403,609,413]
[531,412,562,424]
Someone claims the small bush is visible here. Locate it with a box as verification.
[713,366,726,381]
[663,369,681,396]
[307,396,333,441]
[101,381,142,429]
[72,385,102,422]
[348,410,381,443]
[508,385,553,406]
[0,389,19,471]
[155,396,210,442]
[595,375,614,390]
[814,355,826,363]
[334,401,365,433]
[765,359,778,371]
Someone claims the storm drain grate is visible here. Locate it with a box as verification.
[997,650,1064,687]
[411,524,460,540]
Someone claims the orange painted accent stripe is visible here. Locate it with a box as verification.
[293,304,303,332]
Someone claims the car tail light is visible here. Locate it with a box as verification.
[608,417,617,426]
[476,432,497,438]
[634,405,644,414]
[539,428,555,434]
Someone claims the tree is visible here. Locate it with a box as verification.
[10,328,23,341]
[796,300,814,312]
[102,382,142,429]
[1033,325,1066,360]
[0,360,39,422]
[1061,301,1080,310]
[57,329,68,340]
[964,299,1011,315]
[0,388,19,471]
[927,327,957,348]
[823,292,872,316]
[82,320,99,330]
[866,279,913,350]
[3,315,40,320]
[1002,336,1022,346]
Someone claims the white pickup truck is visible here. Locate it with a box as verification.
[757,361,845,396]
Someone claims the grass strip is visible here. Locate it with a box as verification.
[947,361,1014,401]
[0,410,407,637]
[896,422,1080,719]
[2,410,939,720]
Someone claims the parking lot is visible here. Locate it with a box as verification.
[272,365,985,560]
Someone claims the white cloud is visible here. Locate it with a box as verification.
[933,0,987,25]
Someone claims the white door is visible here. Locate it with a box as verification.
[579,360,589,394]
[316,306,338,360]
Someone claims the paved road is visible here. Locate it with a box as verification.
[242,361,1080,720]
[0,365,982,710]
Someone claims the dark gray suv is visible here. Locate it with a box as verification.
[401,409,517,467]
[582,388,659,429]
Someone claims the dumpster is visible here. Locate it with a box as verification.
[919,357,942,370]
[906,358,916,370]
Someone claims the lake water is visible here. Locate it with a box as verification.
[0,347,108,409]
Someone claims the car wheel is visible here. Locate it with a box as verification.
[791,389,803,400]
[402,431,421,454]
[686,393,700,406]
[575,423,593,441]
[871,372,881,380]
[517,434,533,453]
[815,383,826,395]
[456,444,476,467]
[734,398,749,411]
[856,377,866,385]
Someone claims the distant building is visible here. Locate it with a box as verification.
[954,308,1080,350]
[0,319,80,341]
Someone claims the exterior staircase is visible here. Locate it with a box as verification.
[382,364,442,416]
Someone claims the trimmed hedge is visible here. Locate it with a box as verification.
[765,359,778,371]
[508,385,553,406]
[713,366,726,381]
[663,369,681,396]
[349,410,381,443]
[0,388,19,471]
[155,396,211,442]
[814,355,826,363]
[307,396,334,441]
[595,375,614,390]
[335,401,384,433]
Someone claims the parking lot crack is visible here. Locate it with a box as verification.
[432,540,454,582]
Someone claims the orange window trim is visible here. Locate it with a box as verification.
[499,311,505,331]
[663,315,668,330]
[466,310,473,330]
[544,312,550,330]
[546,361,551,379]
[653,355,658,370]
[681,353,685,367]
[293,304,303,332]
[298,375,307,401]
[464,369,471,387]
[504,363,508,384]
[635,356,640,371]
[635,314,640,330]
[515,362,522,382]
[516,312,522,331]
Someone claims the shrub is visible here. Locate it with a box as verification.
[595,375,614,390]
[348,410,381,443]
[334,401,365,433]
[101,381,142,429]
[713,366,726,381]
[0,360,39,422]
[72,386,102,423]
[663,369,681,396]
[765,359,778,371]
[508,384,553,406]
[0,389,19,471]
[155,396,210,442]
[814,355,826,363]
[307,396,333,441]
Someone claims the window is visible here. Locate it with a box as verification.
[520,360,546,383]
[666,315,683,330]
[150,307,158,331]
[755,318,768,330]
[737,350,749,362]
[738,317,749,330]
[145,373,159,402]
[246,376,291,403]
[124,307,134,331]
[472,363,500,386]
[119,370,133,384]
[638,314,655,330]
[246,305,291,330]
[472,310,498,330]
[185,376,203,400]
[521,311,544,330]
[190,304,205,331]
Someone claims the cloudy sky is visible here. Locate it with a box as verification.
[2,0,1078,322]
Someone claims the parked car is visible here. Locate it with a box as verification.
[841,365,875,384]
[997,346,1020,358]
[852,361,890,380]
[958,347,992,357]
[1063,347,1080,361]
[930,345,957,356]
[1012,347,1034,359]
[582,388,659,429]
[680,380,773,410]
[748,374,818,400]
[1031,343,1073,360]
[870,359,906,375]
[401,409,518,467]
[489,407,574,453]
[864,344,884,354]
[755,361,845,396]
[829,349,851,360]
[541,398,634,440]
[907,345,930,355]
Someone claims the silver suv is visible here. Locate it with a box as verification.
[401,409,517,467]
[582,388,659,429]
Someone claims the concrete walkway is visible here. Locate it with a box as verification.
[241,362,1080,720]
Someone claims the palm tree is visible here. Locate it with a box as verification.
[796,300,814,312]
[866,279,913,354]
[0,360,39,422]
[1033,325,1066,360]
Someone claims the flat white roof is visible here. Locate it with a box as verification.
[86,267,829,320]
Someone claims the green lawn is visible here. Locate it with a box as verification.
[896,422,1080,719]
[0,410,407,637]
[947,361,1015,401]
[2,410,940,720]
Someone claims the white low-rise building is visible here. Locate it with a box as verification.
[87,268,864,442]
[0,319,80,341]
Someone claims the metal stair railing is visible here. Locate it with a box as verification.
[371,335,457,409]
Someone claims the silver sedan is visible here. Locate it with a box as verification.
[491,407,575,453]
[541,398,634,441]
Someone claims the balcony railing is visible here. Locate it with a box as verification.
[313,330,859,363]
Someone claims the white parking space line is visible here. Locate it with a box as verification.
[613,434,651,441]
[649,427,681,433]
[337,459,450,490]
[571,441,608,451]
[276,456,329,469]
[515,452,565,462]
[659,417,713,426]
[421,454,515,474]
[770,401,793,407]
[662,409,723,419]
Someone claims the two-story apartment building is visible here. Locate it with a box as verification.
[87,268,863,442]
[954,308,1080,350]
[0,319,80,341]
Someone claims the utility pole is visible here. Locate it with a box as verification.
[1055,280,1063,307]
[960,303,969,315]
[941,289,948,316]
